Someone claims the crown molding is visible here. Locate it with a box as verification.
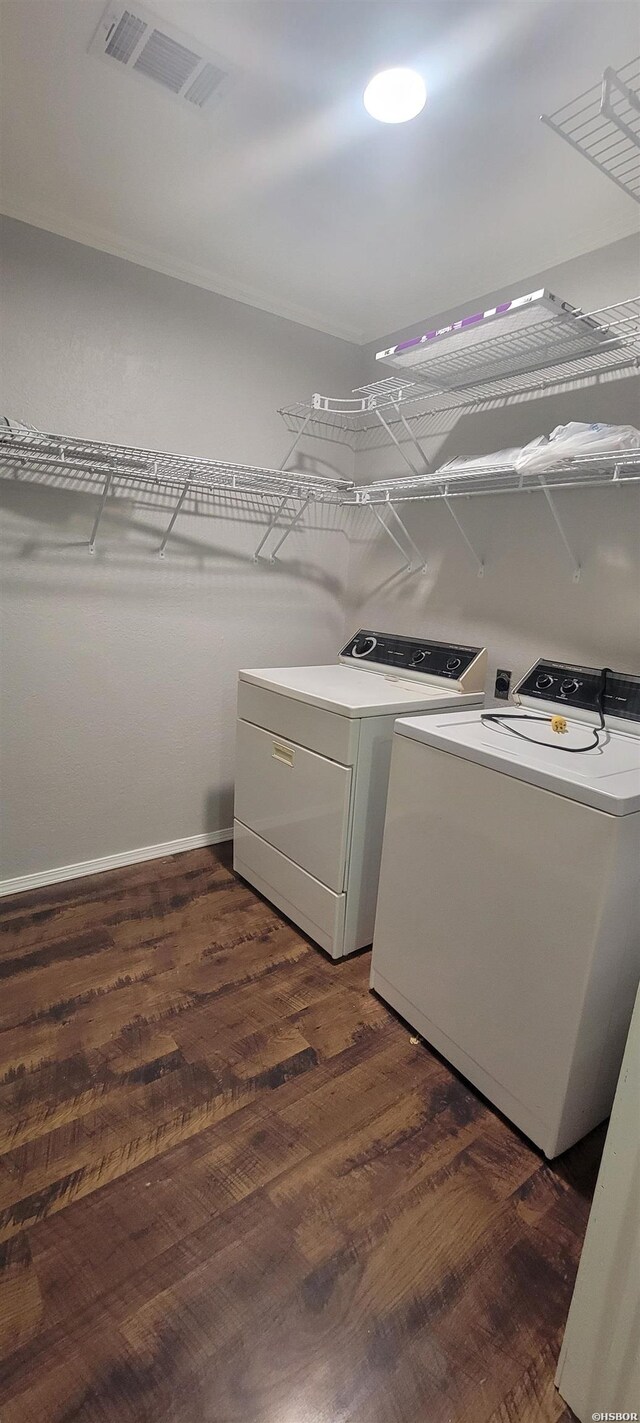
[0,198,365,346]
[2,196,635,352]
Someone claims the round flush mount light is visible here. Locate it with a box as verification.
[363,67,427,124]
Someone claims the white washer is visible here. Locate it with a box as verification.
[233,630,487,959]
[370,658,640,1156]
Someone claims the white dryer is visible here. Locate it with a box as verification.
[370,658,640,1156]
[233,631,486,959]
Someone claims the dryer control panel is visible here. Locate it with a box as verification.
[515,660,640,727]
[339,631,486,693]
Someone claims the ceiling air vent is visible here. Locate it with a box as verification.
[89,3,231,112]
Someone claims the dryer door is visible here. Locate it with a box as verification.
[235,719,353,892]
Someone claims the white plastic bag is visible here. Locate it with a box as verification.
[514,422,640,474]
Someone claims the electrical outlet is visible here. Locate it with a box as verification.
[494,668,511,700]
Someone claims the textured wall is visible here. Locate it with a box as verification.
[2,219,639,883]
[0,217,359,879]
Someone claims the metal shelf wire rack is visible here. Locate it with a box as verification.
[0,420,351,558]
[541,56,640,203]
[0,421,350,501]
[279,298,640,451]
[347,449,640,505]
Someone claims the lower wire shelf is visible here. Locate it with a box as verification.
[2,418,639,577]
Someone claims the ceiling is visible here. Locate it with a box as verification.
[1,0,638,343]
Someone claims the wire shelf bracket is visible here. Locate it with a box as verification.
[537,477,581,582]
[267,494,312,563]
[368,502,418,573]
[158,484,189,557]
[438,487,485,577]
[252,410,316,562]
[88,471,113,553]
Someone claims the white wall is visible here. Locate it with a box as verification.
[2,219,639,885]
[0,217,360,880]
[345,235,640,700]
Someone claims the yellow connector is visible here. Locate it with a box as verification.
[551,714,568,735]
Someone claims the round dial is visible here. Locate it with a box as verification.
[536,673,555,690]
[446,657,462,671]
[560,678,581,696]
[352,636,377,659]
[410,649,427,665]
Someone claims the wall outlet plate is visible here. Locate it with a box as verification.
[494,669,511,700]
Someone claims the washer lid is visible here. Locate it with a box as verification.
[238,665,484,718]
[394,709,640,814]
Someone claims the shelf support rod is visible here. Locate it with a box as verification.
[391,403,433,472]
[253,495,290,561]
[369,504,412,570]
[279,411,312,471]
[384,415,484,576]
[538,477,581,582]
[269,495,312,561]
[88,472,113,553]
[158,484,188,557]
[374,410,423,476]
[438,489,485,576]
[385,501,428,571]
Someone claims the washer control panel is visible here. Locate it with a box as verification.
[515,659,640,725]
[340,630,483,681]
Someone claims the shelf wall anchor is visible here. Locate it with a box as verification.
[158,484,189,557]
[538,477,581,581]
[88,472,113,553]
[269,494,312,561]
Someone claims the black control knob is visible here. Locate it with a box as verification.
[446,657,462,671]
[536,673,555,690]
[352,636,377,659]
[411,650,427,665]
[560,678,581,696]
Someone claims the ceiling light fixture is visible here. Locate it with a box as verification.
[363,67,427,124]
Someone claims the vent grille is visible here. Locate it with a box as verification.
[90,2,231,112]
[184,61,226,108]
[105,9,147,62]
[133,29,200,93]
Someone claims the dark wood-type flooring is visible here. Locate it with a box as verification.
[0,844,601,1422]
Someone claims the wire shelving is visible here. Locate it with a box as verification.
[0,420,350,559]
[541,56,640,203]
[2,296,639,575]
[279,298,640,451]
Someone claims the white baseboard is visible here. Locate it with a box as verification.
[0,828,234,899]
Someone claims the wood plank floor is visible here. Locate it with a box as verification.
[0,843,600,1422]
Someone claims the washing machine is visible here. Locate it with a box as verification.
[370,658,640,1156]
[233,630,487,959]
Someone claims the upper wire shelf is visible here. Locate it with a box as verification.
[279,298,640,451]
[541,56,640,204]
